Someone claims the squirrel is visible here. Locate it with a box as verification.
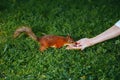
[13,26,75,51]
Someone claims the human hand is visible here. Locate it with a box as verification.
[66,38,93,50]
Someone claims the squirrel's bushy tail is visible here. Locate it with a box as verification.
[14,26,38,41]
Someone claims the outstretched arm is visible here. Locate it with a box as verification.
[91,25,120,45]
[66,20,120,50]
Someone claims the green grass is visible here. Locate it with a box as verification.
[0,0,120,80]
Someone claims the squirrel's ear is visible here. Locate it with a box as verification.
[66,33,71,38]
[66,35,71,39]
[67,33,70,36]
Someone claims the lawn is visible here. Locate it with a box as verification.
[0,0,120,80]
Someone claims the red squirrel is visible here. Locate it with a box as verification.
[13,26,75,51]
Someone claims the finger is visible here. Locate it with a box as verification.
[76,41,81,44]
[67,44,78,47]
[80,46,86,50]
[66,45,75,48]
[66,46,82,50]
[66,46,73,50]
[76,44,82,47]
[72,46,82,50]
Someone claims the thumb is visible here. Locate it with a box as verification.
[80,45,87,50]
[66,46,82,50]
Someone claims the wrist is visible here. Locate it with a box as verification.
[89,37,97,46]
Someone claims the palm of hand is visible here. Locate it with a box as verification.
[66,38,92,50]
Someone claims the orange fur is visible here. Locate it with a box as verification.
[14,26,74,51]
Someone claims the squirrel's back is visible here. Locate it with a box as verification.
[39,35,74,48]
